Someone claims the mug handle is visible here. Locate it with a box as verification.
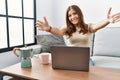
[13,48,20,57]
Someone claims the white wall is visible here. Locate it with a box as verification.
[36,0,53,35]
[0,51,20,69]
[52,0,120,28]
[36,0,120,35]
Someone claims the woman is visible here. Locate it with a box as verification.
[36,5,120,65]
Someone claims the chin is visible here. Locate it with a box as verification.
[72,21,78,25]
[73,23,78,25]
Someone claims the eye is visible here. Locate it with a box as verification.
[68,14,71,17]
[73,12,77,15]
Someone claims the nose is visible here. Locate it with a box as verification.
[71,15,75,19]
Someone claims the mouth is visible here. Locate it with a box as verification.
[71,19,78,24]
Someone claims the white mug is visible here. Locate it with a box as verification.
[39,53,50,65]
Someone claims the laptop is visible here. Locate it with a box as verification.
[50,46,90,71]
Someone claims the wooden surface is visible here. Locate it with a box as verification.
[0,57,120,80]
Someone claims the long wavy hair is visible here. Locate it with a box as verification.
[65,5,88,37]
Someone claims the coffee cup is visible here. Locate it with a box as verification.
[39,53,50,65]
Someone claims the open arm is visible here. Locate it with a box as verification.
[36,17,66,36]
[89,8,120,33]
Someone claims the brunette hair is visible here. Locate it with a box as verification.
[65,5,88,37]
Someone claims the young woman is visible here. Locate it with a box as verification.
[36,5,120,65]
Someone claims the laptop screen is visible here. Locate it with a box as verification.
[50,46,90,71]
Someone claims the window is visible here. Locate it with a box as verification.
[0,0,36,52]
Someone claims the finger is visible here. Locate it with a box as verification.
[36,25,42,29]
[36,21,43,26]
[111,12,120,17]
[113,17,120,23]
[107,7,112,18]
[36,24,44,31]
[116,19,120,22]
[43,17,48,25]
[36,21,44,28]
[113,19,120,23]
[36,24,42,28]
[36,20,44,25]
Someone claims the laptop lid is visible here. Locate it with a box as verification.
[50,46,90,71]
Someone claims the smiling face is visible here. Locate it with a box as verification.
[66,5,84,28]
[65,5,87,37]
[68,9,79,25]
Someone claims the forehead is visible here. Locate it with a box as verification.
[68,9,76,14]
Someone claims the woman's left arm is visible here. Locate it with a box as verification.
[90,8,120,32]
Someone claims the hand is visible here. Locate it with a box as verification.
[107,7,120,23]
[36,17,51,31]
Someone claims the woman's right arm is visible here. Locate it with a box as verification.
[36,17,66,36]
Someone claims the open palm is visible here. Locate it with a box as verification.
[36,17,50,31]
[107,8,120,23]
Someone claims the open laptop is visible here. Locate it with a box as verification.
[50,46,90,71]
